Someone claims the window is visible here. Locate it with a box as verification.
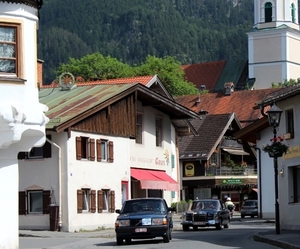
[76,136,95,161]
[18,135,52,159]
[136,113,143,144]
[19,190,50,215]
[0,23,20,76]
[96,139,114,162]
[155,117,163,147]
[286,109,294,138]
[77,189,96,213]
[291,166,300,203]
[98,189,115,213]
[291,3,296,23]
[265,2,272,23]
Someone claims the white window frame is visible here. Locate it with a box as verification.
[101,140,108,161]
[82,189,90,212]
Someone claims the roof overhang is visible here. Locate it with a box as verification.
[222,148,249,156]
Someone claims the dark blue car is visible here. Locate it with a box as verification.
[115,198,174,245]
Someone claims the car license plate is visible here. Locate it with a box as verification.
[194,222,205,225]
[135,228,147,233]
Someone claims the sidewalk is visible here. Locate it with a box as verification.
[19,213,300,249]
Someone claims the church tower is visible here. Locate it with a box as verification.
[248,0,300,88]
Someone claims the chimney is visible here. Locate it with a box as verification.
[224,82,234,96]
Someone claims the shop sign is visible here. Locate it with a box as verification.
[185,163,194,176]
[222,179,242,185]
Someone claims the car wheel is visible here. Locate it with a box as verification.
[125,238,131,244]
[182,225,189,231]
[116,237,123,245]
[163,228,170,243]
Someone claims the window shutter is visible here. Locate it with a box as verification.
[109,190,115,213]
[97,190,103,213]
[19,191,26,215]
[96,139,102,162]
[91,190,96,213]
[77,189,83,213]
[43,135,52,158]
[43,190,51,214]
[108,141,114,163]
[89,139,95,161]
[76,137,82,160]
[18,152,26,160]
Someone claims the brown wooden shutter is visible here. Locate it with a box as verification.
[43,135,52,158]
[108,141,114,163]
[19,191,26,215]
[96,139,102,162]
[76,137,82,160]
[77,189,83,213]
[89,139,95,161]
[109,190,115,213]
[97,190,103,213]
[91,190,96,213]
[43,190,51,214]
[18,152,26,160]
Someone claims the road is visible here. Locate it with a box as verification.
[20,218,278,249]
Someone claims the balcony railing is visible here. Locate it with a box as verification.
[206,165,257,176]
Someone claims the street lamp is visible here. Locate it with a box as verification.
[267,103,283,235]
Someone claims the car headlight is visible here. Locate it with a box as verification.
[152,218,167,225]
[115,219,130,227]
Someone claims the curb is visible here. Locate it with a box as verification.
[253,233,300,249]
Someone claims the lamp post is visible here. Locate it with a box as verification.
[267,103,283,235]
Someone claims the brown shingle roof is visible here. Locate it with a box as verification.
[179,114,235,159]
[175,89,279,128]
[182,61,226,91]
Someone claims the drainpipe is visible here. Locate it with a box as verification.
[46,138,62,230]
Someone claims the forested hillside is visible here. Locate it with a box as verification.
[37,1,258,83]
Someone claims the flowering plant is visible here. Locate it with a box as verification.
[262,136,289,158]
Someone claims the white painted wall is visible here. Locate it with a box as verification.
[0,2,48,248]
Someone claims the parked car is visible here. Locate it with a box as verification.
[181,199,230,231]
[115,198,174,245]
[240,200,258,218]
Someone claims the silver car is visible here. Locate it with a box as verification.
[240,200,258,218]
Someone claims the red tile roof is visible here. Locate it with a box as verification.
[182,61,226,91]
[175,89,280,127]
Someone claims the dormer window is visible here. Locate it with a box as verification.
[0,23,21,77]
[265,2,272,23]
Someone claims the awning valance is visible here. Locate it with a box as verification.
[222,148,249,156]
[131,168,179,191]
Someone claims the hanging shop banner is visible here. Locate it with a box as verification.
[185,163,194,177]
[222,179,242,185]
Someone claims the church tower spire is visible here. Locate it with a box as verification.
[248,0,300,89]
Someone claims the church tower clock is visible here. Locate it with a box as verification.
[248,0,300,88]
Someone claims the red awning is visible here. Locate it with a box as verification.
[131,168,179,191]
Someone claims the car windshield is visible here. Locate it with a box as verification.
[244,201,257,206]
[192,200,219,210]
[121,199,166,213]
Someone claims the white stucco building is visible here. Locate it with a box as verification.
[18,76,198,232]
[0,1,48,248]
